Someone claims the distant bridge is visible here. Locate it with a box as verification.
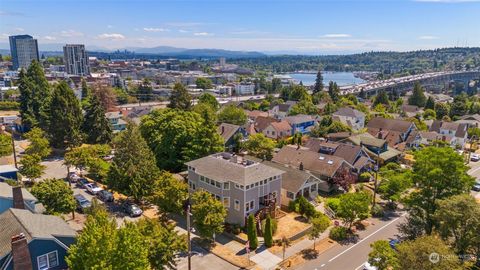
[340,70,480,97]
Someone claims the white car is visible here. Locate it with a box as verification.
[471,153,480,162]
[85,183,103,195]
[363,261,378,270]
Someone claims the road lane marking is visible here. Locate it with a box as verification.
[354,262,366,270]
[327,212,407,263]
[320,263,325,267]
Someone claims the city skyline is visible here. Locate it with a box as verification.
[1,0,480,54]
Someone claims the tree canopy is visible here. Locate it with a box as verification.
[191,190,227,239]
[168,83,192,110]
[82,94,113,144]
[408,82,427,107]
[217,105,248,125]
[243,133,276,160]
[31,178,75,215]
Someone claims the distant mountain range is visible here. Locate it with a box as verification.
[0,43,265,58]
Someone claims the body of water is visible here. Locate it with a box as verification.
[286,72,365,86]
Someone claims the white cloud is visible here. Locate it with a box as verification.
[193,32,214,36]
[143,27,169,32]
[14,27,24,32]
[97,33,126,40]
[322,34,352,38]
[418,35,439,40]
[43,35,56,41]
[60,30,84,38]
[178,29,189,33]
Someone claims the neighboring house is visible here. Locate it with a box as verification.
[0,165,18,181]
[262,120,292,140]
[366,117,417,149]
[186,153,284,226]
[105,111,127,132]
[253,116,277,133]
[305,138,373,173]
[332,107,365,130]
[345,133,402,163]
[284,114,317,135]
[429,120,468,148]
[0,183,44,214]
[401,104,423,118]
[272,145,355,193]
[123,106,153,125]
[269,101,297,119]
[418,131,455,146]
[0,208,76,270]
[245,110,269,122]
[455,114,480,128]
[217,123,247,149]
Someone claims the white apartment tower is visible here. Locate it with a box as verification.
[63,44,90,76]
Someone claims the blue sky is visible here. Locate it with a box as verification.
[1,0,479,54]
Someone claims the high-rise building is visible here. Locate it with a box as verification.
[63,44,90,76]
[9,35,39,70]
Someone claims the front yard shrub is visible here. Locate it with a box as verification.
[329,226,348,241]
[262,217,278,235]
[264,214,273,247]
[371,204,385,218]
[288,200,299,212]
[326,197,340,213]
[359,172,371,182]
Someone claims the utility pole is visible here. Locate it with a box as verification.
[186,204,192,270]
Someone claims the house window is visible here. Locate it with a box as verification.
[272,131,276,136]
[223,197,230,208]
[234,200,240,211]
[287,191,295,199]
[215,181,221,188]
[200,176,204,182]
[215,194,221,201]
[310,184,316,192]
[245,200,255,212]
[254,182,259,187]
[37,251,59,270]
[223,182,230,190]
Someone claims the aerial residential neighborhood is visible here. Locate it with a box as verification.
[0,1,479,270]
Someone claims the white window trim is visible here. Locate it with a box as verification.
[223,197,230,208]
[223,182,230,190]
[234,199,240,211]
[37,250,59,270]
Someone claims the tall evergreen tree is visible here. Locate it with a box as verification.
[264,214,273,248]
[81,79,90,99]
[373,90,390,106]
[137,78,153,102]
[313,69,324,94]
[82,94,113,144]
[47,81,83,149]
[107,123,160,201]
[408,82,427,107]
[424,96,435,110]
[247,214,258,250]
[168,83,192,110]
[18,61,51,130]
[328,81,340,102]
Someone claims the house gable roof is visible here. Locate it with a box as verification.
[333,107,365,118]
[366,117,413,133]
[217,123,240,142]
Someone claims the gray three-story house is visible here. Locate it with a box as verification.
[186,153,284,226]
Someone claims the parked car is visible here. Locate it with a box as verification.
[76,178,89,188]
[471,154,480,162]
[363,261,378,270]
[122,201,143,217]
[85,183,103,195]
[389,239,400,250]
[68,172,80,183]
[74,194,91,213]
[472,181,480,191]
[97,190,114,202]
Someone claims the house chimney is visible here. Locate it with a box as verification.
[299,162,304,171]
[11,233,32,270]
[12,186,25,210]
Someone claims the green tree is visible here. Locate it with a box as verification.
[140,109,223,171]
[19,154,45,181]
[408,82,427,107]
[18,61,51,130]
[218,105,247,125]
[309,213,330,250]
[400,147,474,238]
[264,214,274,248]
[168,82,192,110]
[435,194,480,259]
[396,235,463,270]
[378,171,412,204]
[373,90,389,107]
[313,69,324,94]
[196,77,213,90]
[328,81,340,102]
[425,96,435,110]
[243,133,276,160]
[368,240,399,270]
[152,171,188,214]
[137,78,153,102]
[423,109,437,120]
[467,127,480,138]
[81,78,91,99]
[288,100,318,116]
[30,178,75,215]
[0,133,12,156]
[24,127,51,158]
[92,83,117,111]
[336,192,370,229]
[136,218,187,269]
[112,222,150,270]
[82,94,113,144]
[191,190,227,240]
[198,93,220,111]
[247,214,259,250]
[450,93,468,118]
[107,123,160,201]
[47,81,83,149]
[434,102,450,120]
[297,196,316,219]
[289,85,310,101]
